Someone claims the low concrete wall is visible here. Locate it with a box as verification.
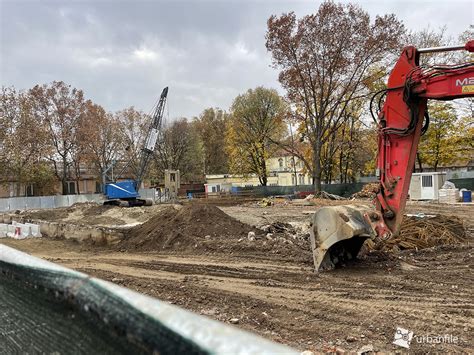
[0,214,124,244]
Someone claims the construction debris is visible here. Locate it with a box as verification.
[351,183,379,199]
[313,191,345,200]
[258,198,274,207]
[366,215,467,252]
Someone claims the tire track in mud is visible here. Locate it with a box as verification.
[69,254,473,332]
[59,252,474,332]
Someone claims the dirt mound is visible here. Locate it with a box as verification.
[118,204,313,264]
[366,215,467,252]
[119,204,256,251]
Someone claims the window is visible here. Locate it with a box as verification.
[422,175,433,187]
[26,184,34,197]
[299,174,305,185]
[278,158,283,168]
[291,175,296,185]
[170,173,176,182]
[66,182,76,195]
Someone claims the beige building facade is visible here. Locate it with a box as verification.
[205,156,312,193]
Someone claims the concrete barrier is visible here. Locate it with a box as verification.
[25,223,42,237]
[6,224,15,238]
[0,224,7,238]
[0,222,42,239]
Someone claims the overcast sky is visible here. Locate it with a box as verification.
[1,0,472,119]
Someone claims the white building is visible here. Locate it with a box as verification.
[205,156,312,193]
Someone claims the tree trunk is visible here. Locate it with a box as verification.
[62,157,68,195]
[312,147,322,192]
[416,152,423,172]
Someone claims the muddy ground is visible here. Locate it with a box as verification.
[1,199,473,353]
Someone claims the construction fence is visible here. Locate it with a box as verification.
[0,189,157,212]
[193,178,473,200]
[193,183,367,199]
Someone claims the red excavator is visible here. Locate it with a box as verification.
[310,40,474,271]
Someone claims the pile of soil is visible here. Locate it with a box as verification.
[366,215,467,252]
[119,204,256,251]
[118,204,313,264]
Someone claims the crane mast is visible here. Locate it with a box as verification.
[135,87,168,191]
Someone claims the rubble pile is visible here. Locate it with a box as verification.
[351,183,379,199]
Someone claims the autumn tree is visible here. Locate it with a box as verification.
[29,81,87,195]
[418,102,471,171]
[226,87,287,186]
[153,118,204,182]
[194,108,229,174]
[266,1,404,191]
[115,107,149,180]
[0,87,55,195]
[79,102,123,188]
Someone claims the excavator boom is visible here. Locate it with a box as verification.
[310,40,474,271]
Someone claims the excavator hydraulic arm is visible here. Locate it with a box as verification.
[310,40,474,271]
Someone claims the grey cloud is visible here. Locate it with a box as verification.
[1,0,472,119]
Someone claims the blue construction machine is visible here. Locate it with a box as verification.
[103,87,168,207]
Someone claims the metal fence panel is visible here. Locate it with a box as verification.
[0,199,9,212]
[39,196,55,209]
[8,197,28,211]
[53,195,69,208]
[25,196,42,210]
[0,194,107,212]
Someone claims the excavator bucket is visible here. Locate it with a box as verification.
[309,205,375,272]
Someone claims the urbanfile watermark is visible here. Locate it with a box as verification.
[393,327,459,349]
